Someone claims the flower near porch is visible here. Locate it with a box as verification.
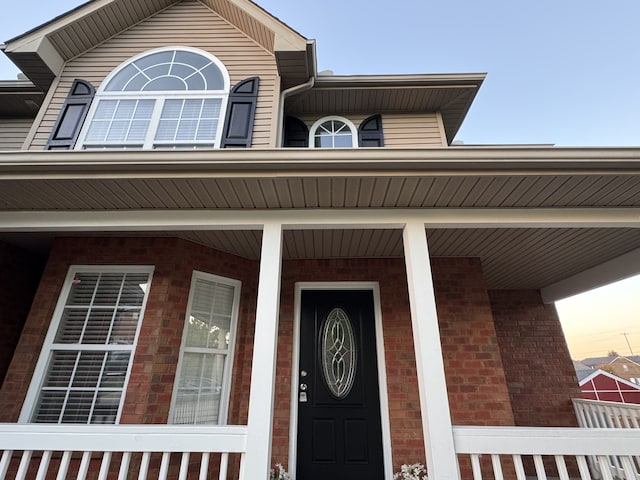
[270,463,291,480]
[393,463,428,480]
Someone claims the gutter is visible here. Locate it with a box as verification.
[2,147,640,179]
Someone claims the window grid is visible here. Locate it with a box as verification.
[22,267,153,424]
[77,47,229,150]
[309,116,357,148]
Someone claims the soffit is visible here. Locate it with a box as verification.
[4,0,308,90]
[0,82,44,117]
[1,147,640,291]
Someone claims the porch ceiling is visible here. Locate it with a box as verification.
[1,147,640,292]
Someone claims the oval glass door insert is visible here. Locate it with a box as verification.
[320,307,357,399]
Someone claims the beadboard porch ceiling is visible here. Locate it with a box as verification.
[1,147,640,292]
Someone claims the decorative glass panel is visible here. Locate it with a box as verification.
[320,308,357,399]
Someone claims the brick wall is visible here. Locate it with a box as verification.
[489,289,580,427]
[0,237,258,424]
[3,238,546,476]
[0,241,45,385]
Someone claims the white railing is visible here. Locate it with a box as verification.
[453,426,640,480]
[0,424,247,480]
[574,398,640,429]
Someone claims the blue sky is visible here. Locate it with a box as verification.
[1,0,639,358]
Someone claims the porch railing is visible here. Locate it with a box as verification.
[453,426,640,480]
[573,398,640,429]
[0,424,247,480]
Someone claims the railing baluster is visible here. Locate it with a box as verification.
[118,452,131,480]
[0,450,12,479]
[200,452,210,480]
[179,452,190,480]
[470,454,483,480]
[619,456,637,480]
[55,451,71,480]
[138,452,151,480]
[159,452,171,480]
[554,455,570,480]
[597,455,615,480]
[35,451,52,480]
[77,451,91,480]
[219,452,229,480]
[15,450,32,480]
[491,454,504,480]
[512,455,527,480]
[576,455,592,480]
[533,455,547,480]
[98,451,111,480]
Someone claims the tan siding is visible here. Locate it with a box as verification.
[382,113,445,147]
[29,0,278,149]
[294,113,445,147]
[0,119,34,151]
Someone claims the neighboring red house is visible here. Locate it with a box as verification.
[579,369,640,404]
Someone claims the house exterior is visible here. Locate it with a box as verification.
[581,355,640,385]
[579,369,640,404]
[1,1,640,479]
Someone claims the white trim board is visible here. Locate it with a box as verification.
[288,282,393,480]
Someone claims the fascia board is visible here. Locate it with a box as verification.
[2,147,640,177]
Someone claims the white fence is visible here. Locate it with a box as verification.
[573,398,640,429]
[453,426,640,480]
[0,424,247,480]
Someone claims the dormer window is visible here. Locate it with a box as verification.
[309,116,358,148]
[77,47,230,150]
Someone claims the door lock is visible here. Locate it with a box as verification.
[300,383,307,391]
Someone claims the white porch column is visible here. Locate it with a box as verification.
[241,223,283,480]
[402,222,460,480]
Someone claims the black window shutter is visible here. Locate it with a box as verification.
[45,79,95,150]
[358,114,384,147]
[221,77,260,148]
[283,116,309,147]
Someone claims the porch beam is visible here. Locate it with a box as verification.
[0,207,639,231]
[541,246,640,302]
[402,222,460,480]
[241,223,283,480]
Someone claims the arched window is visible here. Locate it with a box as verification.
[77,47,230,150]
[309,116,358,148]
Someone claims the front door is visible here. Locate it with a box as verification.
[296,289,384,480]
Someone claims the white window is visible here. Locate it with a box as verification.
[169,271,240,424]
[77,47,230,150]
[309,116,357,148]
[20,266,153,424]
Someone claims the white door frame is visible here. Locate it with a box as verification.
[288,281,393,480]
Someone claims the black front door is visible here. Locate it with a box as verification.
[296,289,384,480]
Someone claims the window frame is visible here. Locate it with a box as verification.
[75,46,230,150]
[19,265,154,424]
[308,116,358,148]
[168,270,241,425]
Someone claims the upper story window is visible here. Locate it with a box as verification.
[309,116,358,148]
[77,47,230,150]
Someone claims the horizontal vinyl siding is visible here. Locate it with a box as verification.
[0,119,33,151]
[382,113,444,147]
[295,113,445,147]
[29,0,278,149]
